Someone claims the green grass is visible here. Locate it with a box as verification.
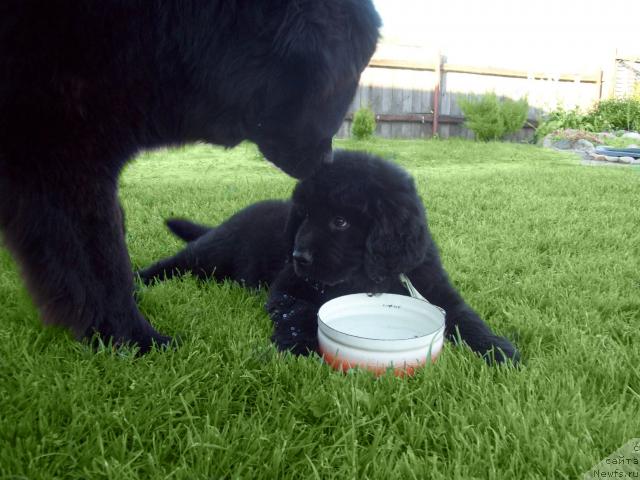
[1,139,639,479]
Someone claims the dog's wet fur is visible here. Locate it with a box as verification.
[139,151,519,364]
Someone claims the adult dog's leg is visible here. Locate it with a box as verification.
[0,174,170,352]
[118,200,127,236]
[408,259,519,364]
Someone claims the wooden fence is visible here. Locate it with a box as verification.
[336,53,605,140]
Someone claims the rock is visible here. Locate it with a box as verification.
[552,138,572,150]
[604,155,619,162]
[590,154,608,161]
[619,156,634,164]
[627,144,639,149]
[630,157,640,165]
[622,132,640,140]
[574,139,595,153]
[542,135,554,148]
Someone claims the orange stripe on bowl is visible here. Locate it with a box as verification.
[320,349,442,377]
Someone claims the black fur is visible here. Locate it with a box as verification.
[139,151,519,364]
[0,1,380,350]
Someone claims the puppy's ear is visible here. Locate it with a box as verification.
[364,190,429,283]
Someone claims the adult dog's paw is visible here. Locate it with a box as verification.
[86,309,174,355]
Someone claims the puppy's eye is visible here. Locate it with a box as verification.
[331,216,349,230]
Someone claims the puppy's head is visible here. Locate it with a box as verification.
[286,150,429,287]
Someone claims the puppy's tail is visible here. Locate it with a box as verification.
[166,218,212,242]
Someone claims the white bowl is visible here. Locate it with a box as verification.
[317,293,445,376]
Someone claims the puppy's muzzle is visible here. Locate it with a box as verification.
[292,249,313,267]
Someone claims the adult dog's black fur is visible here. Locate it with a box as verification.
[139,151,519,364]
[0,1,380,350]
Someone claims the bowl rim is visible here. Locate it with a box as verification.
[317,293,446,342]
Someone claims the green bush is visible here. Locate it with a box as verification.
[458,93,503,141]
[586,97,640,132]
[458,93,529,141]
[500,97,529,137]
[536,97,640,141]
[351,107,376,140]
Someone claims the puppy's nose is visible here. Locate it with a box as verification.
[292,249,313,266]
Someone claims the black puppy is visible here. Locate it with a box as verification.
[139,151,519,364]
[0,1,380,350]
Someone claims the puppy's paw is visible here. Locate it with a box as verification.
[480,335,520,365]
[272,330,318,357]
[267,294,319,356]
[265,292,297,317]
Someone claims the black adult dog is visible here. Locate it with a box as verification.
[0,1,380,350]
[139,151,519,364]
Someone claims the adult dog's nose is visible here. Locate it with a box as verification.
[292,249,313,266]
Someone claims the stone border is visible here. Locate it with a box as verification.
[586,153,639,165]
[541,131,640,166]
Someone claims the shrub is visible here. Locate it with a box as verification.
[586,97,640,132]
[458,93,529,141]
[351,107,376,140]
[535,97,640,141]
[458,93,502,141]
[501,97,530,137]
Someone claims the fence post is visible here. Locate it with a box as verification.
[432,53,442,137]
[596,69,603,101]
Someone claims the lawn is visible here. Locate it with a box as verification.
[1,139,639,479]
